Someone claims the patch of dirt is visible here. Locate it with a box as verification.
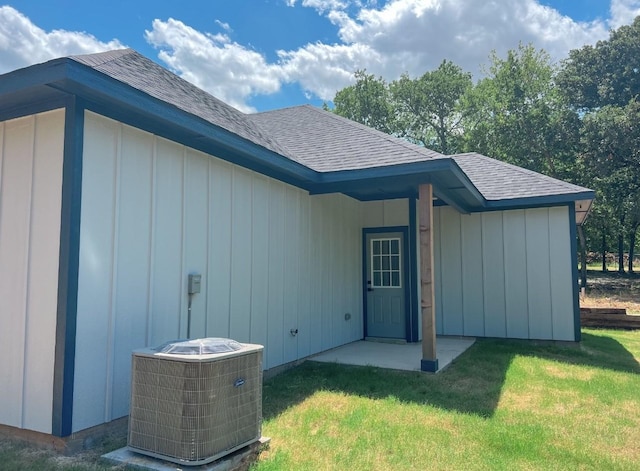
[581,271,640,314]
[584,270,640,292]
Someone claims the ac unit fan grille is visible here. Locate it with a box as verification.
[128,348,262,465]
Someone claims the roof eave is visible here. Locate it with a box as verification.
[2,58,319,188]
[0,57,597,213]
[481,190,596,212]
[308,158,487,212]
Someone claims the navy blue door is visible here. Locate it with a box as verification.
[365,232,406,339]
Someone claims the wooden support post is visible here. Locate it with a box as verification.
[419,184,438,372]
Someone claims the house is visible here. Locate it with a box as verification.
[0,49,593,439]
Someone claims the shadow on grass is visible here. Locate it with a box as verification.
[262,331,640,421]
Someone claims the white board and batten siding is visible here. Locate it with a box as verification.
[0,109,65,434]
[73,111,363,432]
[361,199,409,228]
[433,205,575,341]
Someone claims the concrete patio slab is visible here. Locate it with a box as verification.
[309,337,475,372]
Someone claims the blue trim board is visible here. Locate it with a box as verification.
[0,96,69,123]
[361,226,411,342]
[408,198,420,342]
[77,92,316,192]
[421,359,438,372]
[569,203,581,342]
[361,232,368,339]
[0,58,594,213]
[52,99,84,437]
[483,191,595,211]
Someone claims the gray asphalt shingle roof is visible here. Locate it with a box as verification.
[70,49,290,157]
[250,105,446,172]
[452,153,590,201]
[63,48,591,203]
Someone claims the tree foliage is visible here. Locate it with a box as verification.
[580,99,640,271]
[557,16,640,110]
[462,44,578,178]
[331,62,471,154]
[328,18,640,272]
[390,60,472,154]
[559,17,640,271]
[332,70,394,134]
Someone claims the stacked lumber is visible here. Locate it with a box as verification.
[580,307,640,329]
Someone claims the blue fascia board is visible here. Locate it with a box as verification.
[447,159,486,204]
[429,187,469,214]
[481,190,596,212]
[347,191,416,202]
[47,60,319,184]
[310,159,486,211]
[81,100,313,191]
[0,95,69,123]
[321,179,472,213]
[1,59,595,211]
[316,158,452,183]
[0,58,69,93]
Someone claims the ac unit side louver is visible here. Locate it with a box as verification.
[128,338,263,466]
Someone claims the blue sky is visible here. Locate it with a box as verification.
[1,1,639,112]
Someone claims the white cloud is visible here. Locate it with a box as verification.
[145,18,282,112]
[301,0,351,12]
[265,0,615,102]
[0,5,123,74]
[277,42,381,99]
[214,19,232,33]
[2,1,639,111]
[323,0,609,77]
[610,0,640,28]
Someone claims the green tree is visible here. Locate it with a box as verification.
[557,16,640,110]
[389,60,472,154]
[462,43,579,179]
[559,16,640,271]
[331,70,394,134]
[580,99,640,272]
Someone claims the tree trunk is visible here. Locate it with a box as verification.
[618,214,626,273]
[630,226,638,273]
[578,225,587,288]
[618,232,625,273]
[601,225,607,272]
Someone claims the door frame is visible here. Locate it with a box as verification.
[362,226,413,342]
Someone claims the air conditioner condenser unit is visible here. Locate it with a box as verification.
[128,338,263,466]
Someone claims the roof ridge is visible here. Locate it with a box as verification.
[69,48,135,67]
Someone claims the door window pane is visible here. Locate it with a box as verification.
[391,272,400,286]
[370,237,401,288]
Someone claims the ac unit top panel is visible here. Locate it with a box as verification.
[133,342,263,363]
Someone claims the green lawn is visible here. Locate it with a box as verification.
[1,329,639,470]
[254,329,640,471]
